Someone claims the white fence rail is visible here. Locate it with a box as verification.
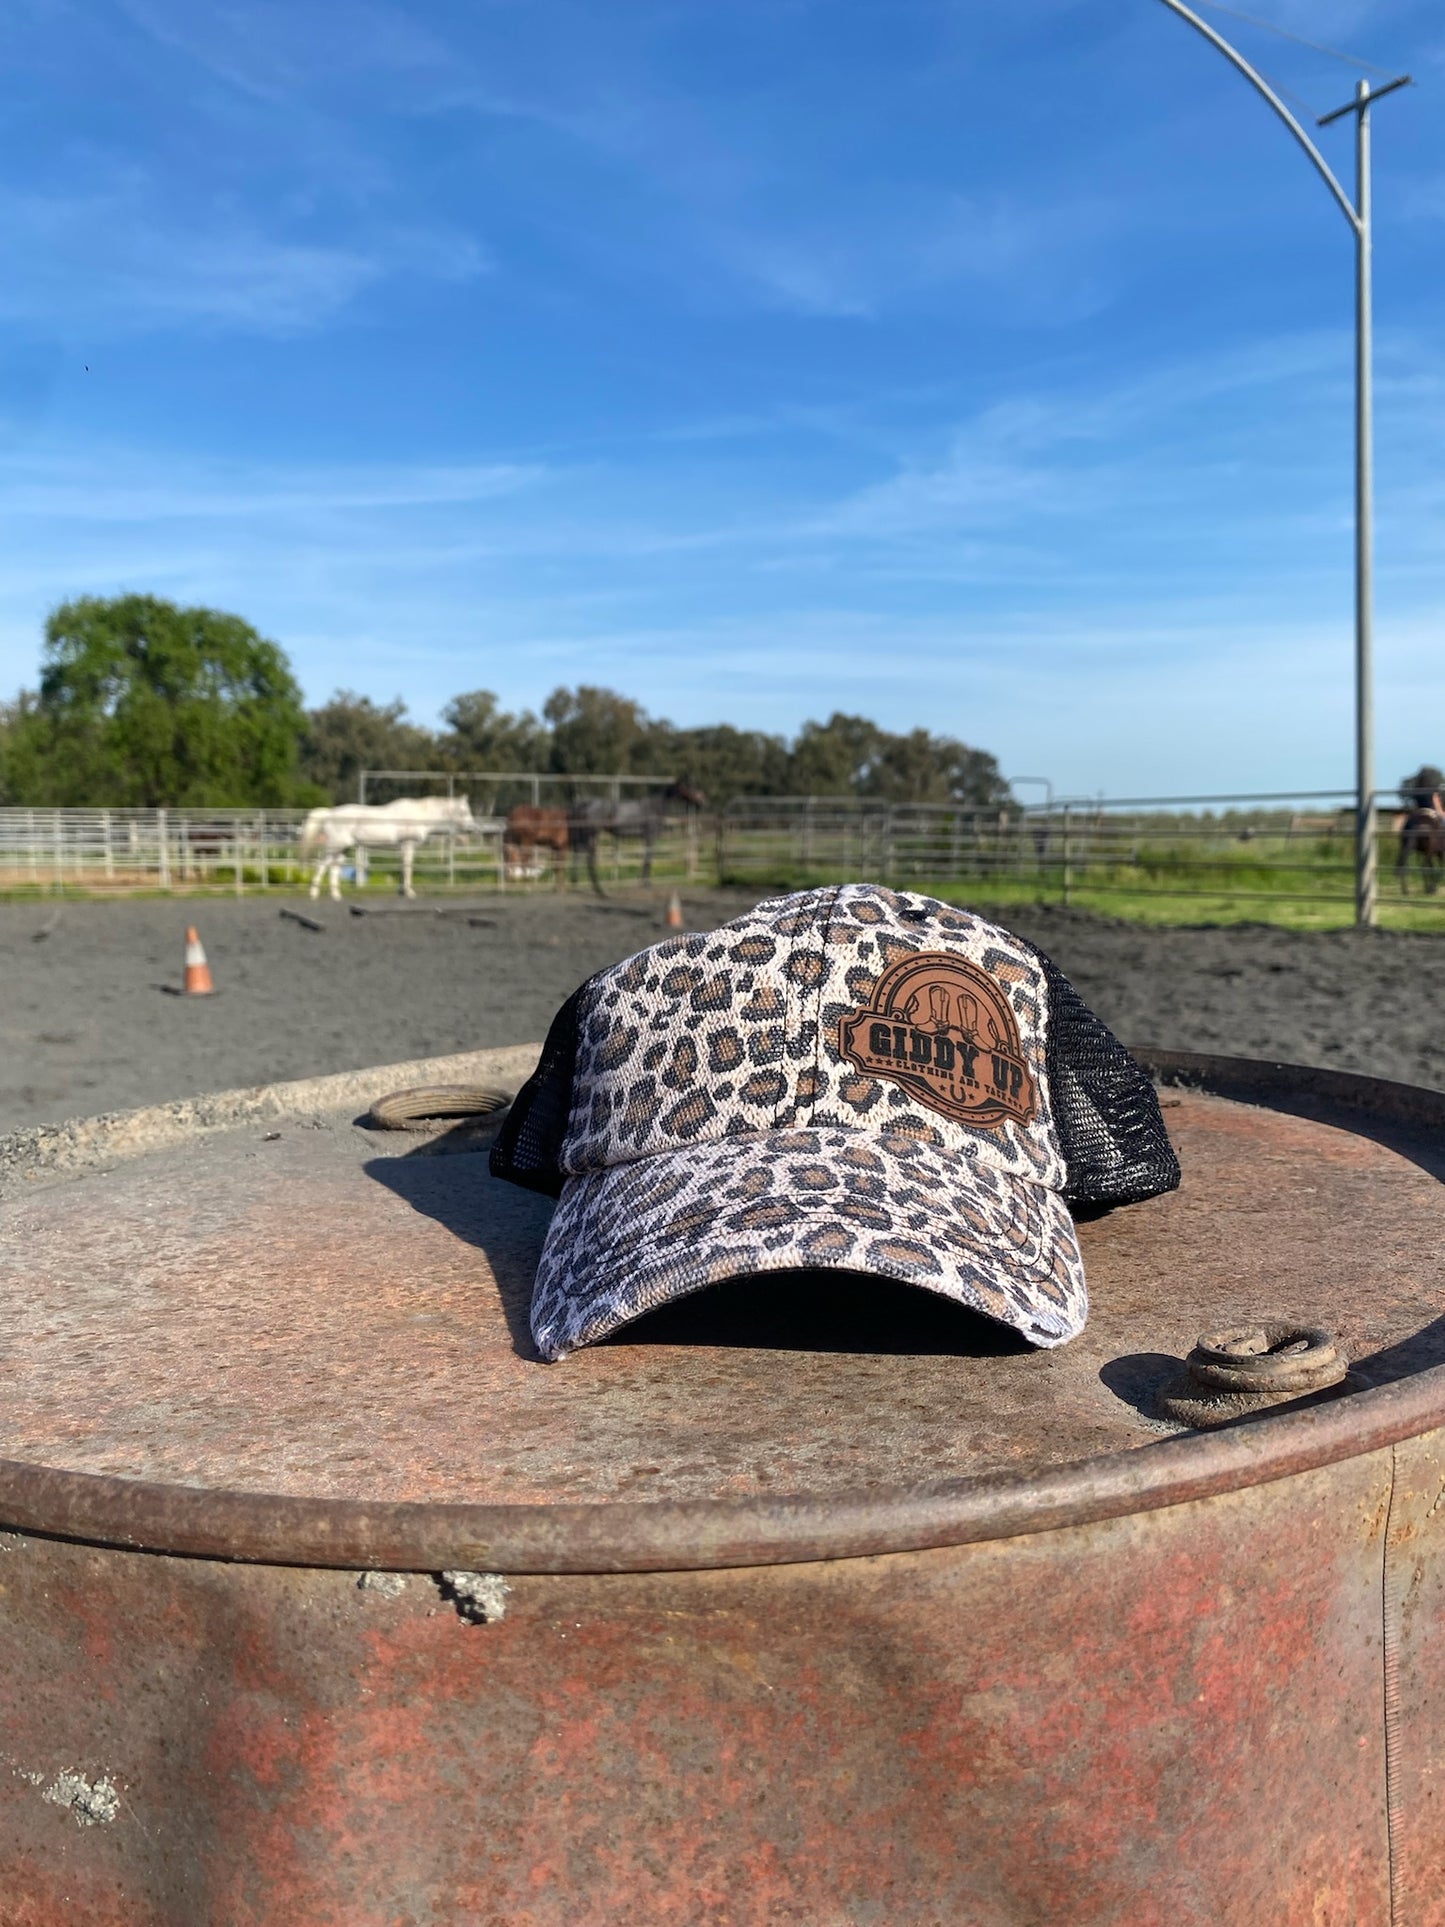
[356,768,683,808]
[0,808,507,896]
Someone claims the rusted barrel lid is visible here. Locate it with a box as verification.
[1,1047,1443,1572]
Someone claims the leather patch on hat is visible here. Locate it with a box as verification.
[837,952,1037,1129]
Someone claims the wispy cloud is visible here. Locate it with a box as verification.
[709,189,1117,323]
[2,1,491,338]
[0,175,487,336]
[0,451,547,522]
[780,330,1360,555]
[0,322,1419,586]
[114,0,464,107]
[109,0,1122,327]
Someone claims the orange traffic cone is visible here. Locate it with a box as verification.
[663,892,684,930]
[183,925,215,996]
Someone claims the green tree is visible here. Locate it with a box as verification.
[862,728,1009,808]
[0,691,39,804]
[669,723,791,803]
[439,690,548,772]
[544,685,672,776]
[786,713,885,796]
[3,595,311,806]
[299,691,440,802]
[784,712,1007,807]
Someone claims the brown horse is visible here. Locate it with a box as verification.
[1397,809,1445,895]
[503,805,571,886]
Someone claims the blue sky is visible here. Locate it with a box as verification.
[1,0,1441,797]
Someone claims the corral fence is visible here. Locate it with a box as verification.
[0,767,705,895]
[356,769,708,887]
[0,807,507,896]
[3,785,1442,920]
[717,789,1445,920]
[354,769,709,886]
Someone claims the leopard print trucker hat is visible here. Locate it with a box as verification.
[491,884,1180,1360]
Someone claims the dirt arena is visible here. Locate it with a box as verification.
[1,888,1441,1134]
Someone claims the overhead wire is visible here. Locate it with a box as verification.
[1217,48,1327,126]
[1242,59,1327,127]
[1190,0,1397,78]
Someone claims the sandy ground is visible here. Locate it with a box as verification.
[1,888,1442,1133]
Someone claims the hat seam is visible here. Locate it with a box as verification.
[804,883,844,1131]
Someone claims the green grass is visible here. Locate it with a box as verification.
[713,815,1445,931]
[717,864,1445,932]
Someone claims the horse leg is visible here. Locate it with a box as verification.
[308,853,328,900]
[329,855,344,901]
[401,840,415,898]
[572,827,604,897]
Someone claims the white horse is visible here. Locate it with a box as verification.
[299,797,478,900]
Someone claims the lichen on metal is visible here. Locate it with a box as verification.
[41,1770,121,1827]
[440,1570,511,1623]
[357,1570,408,1598]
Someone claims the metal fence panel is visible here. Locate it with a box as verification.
[717,791,1445,921]
[3,789,1442,921]
[0,808,511,896]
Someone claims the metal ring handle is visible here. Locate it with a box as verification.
[367,1085,515,1133]
[1188,1325,1344,1394]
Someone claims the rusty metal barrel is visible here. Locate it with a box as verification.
[2,1045,1444,1925]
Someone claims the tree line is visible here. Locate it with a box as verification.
[0,594,1010,811]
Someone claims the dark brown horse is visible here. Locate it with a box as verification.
[568,781,708,896]
[1397,809,1445,895]
[502,805,571,886]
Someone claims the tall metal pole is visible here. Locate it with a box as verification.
[1154,1,1409,926]
[1353,80,1375,925]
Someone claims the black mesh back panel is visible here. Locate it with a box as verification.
[1027,945,1181,1208]
[488,983,587,1198]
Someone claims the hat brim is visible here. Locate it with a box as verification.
[529,1126,1086,1362]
